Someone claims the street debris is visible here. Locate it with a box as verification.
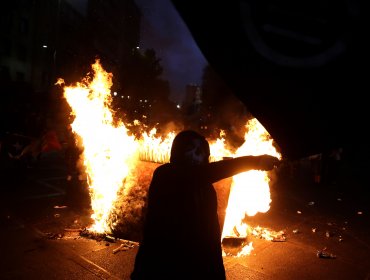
[112,240,139,254]
[297,210,302,214]
[113,244,127,254]
[250,227,286,242]
[312,228,317,233]
[45,232,63,239]
[271,235,287,242]
[317,247,336,259]
[105,235,116,242]
[292,229,299,234]
[342,221,347,231]
[80,228,106,241]
[270,230,287,242]
[222,236,247,247]
[79,229,139,251]
[54,205,68,209]
[64,228,83,232]
[118,239,139,247]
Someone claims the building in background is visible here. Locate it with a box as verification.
[1,0,141,133]
[1,0,140,95]
[87,0,141,92]
[1,0,86,93]
[182,83,206,132]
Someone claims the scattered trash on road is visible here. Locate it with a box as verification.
[113,243,128,254]
[317,247,336,259]
[64,228,83,232]
[112,240,139,254]
[54,205,68,209]
[270,231,287,242]
[272,235,287,242]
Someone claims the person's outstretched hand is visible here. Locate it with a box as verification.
[257,154,281,170]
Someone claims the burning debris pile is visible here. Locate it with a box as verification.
[45,225,139,253]
[250,226,287,242]
[108,161,159,241]
[79,229,139,253]
[221,226,286,256]
[57,59,283,256]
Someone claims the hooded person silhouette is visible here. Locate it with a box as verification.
[131,130,280,280]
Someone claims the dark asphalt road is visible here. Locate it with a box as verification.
[0,152,369,279]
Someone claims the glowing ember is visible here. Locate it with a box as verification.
[58,60,282,256]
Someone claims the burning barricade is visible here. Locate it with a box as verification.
[57,59,283,256]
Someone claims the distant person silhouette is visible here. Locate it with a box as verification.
[130,130,280,280]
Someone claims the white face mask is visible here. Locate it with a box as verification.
[184,139,208,165]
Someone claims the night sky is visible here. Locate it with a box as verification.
[67,0,208,103]
[135,0,208,103]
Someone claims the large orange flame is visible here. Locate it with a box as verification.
[221,118,282,256]
[58,60,140,233]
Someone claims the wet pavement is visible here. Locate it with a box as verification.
[0,153,369,279]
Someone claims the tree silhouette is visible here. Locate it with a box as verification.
[113,48,177,127]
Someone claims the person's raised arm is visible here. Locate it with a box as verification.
[204,154,280,183]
